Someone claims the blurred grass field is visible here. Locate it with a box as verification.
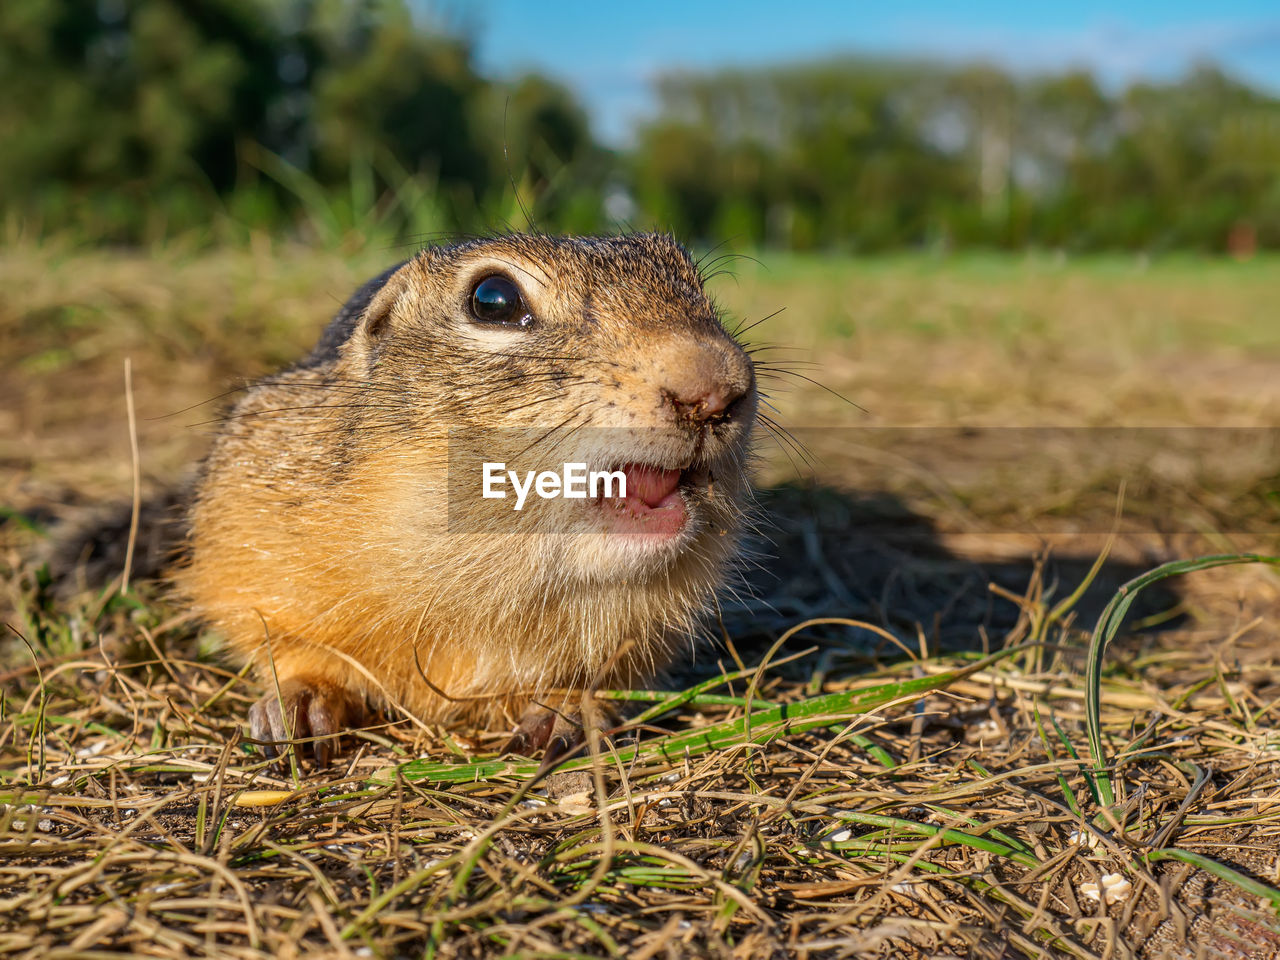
[3,243,1280,959]
[6,244,1279,493]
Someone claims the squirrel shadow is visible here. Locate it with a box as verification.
[711,480,1181,674]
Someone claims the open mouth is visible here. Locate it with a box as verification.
[599,462,700,537]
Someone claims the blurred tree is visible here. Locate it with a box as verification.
[0,0,286,237]
[631,57,1280,253]
[0,0,608,242]
[473,72,609,230]
[307,1,486,196]
[634,61,971,250]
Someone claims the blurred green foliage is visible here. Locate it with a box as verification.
[4,0,1280,251]
[637,61,1280,252]
[0,0,608,244]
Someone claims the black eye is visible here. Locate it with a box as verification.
[469,275,532,327]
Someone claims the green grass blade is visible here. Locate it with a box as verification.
[629,648,813,725]
[1147,848,1280,911]
[819,809,1039,868]
[1085,554,1280,809]
[382,648,1024,785]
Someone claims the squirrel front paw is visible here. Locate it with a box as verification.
[502,700,623,772]
[248,677,365,767]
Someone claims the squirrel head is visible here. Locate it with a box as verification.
[326,233,759,584]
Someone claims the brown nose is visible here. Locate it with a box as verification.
[664,382,747,423]
[654,336,755,427]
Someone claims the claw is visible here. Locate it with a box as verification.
[249,677,363,768]
[543,708,582,758]
[536,732,584,779]
[503,704,558,757]
[504,700,622,777]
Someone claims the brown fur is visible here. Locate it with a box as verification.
[176,233,757,744]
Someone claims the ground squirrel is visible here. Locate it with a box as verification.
[177,233,758,764]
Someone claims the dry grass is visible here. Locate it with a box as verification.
[3,242,1280,958]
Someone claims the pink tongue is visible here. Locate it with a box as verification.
[621,464,681,507]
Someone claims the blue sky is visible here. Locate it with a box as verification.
[452,0,1280,143]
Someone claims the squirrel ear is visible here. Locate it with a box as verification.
[364,301,391,339]
[360,263,412,341]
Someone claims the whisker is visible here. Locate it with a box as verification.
[729,307,786,340]
[757,413,819,473]
[755,367,866,413]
